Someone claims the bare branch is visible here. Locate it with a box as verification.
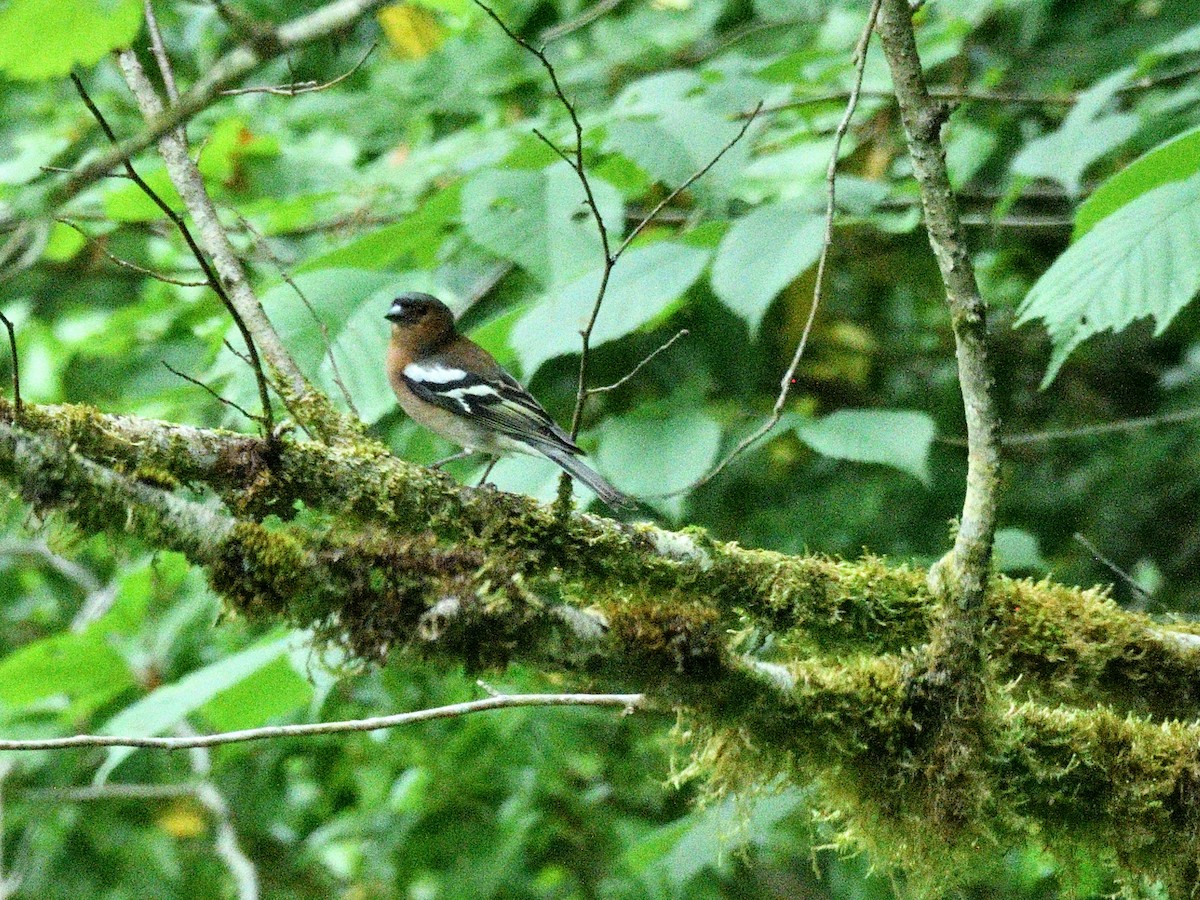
[937,405,1200,447]
[540,0,623,43]
[0,692,646,751]
[144,0,183,109]
[588,329,689,395]
[69,73,275,436]
[221,41,377,96]
[751,59,1200,117]
[684,0,882,493]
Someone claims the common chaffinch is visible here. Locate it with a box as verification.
[385,292,630,510]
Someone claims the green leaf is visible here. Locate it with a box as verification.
[510,241,710,376]
[298,185,461,272]
[794,409,936,484]
[993,528,1048,572]
[602,72,752,204]
[1074,126,1200,239]
[1016,172,1200,386]
[595,408,721,512]
[201,653,312,732]
[0,0,142,80]
[95,634,298,783]
[0,629,134,712]
[41,221,86,262]
[461,162,623,287]
[710,203,825,335]
[1011,69,1139,195]
[103,167,184,222]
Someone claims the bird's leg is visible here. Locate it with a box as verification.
[477,457,500,487]
[430,448,477,469]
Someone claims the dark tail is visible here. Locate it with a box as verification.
[541,446,632,511]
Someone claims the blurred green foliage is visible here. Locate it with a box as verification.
[1,0,1199,895]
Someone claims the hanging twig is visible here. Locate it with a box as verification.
[0,691,646,751]
[221,41,377,96]
[683,0,882,493]
[69,74,275,436]
[588,329,689,395]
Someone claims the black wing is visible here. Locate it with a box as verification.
[402,364,581,455]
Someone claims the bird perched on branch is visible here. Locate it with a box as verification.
[385,292,630,510]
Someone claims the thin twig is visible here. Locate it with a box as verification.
[684,0,882,493]
[750,59,1200,117]
[222,41,376,95]
[1074,533,1152,606]
[163,361,261,423]
[38,166,131,180]
[69,74,275,436]
[0,692,646,751]
[566,104,760,442]
[30,783,198,802]
[56,219,208,287]
[0,313,20,417]
[588,329,689,395]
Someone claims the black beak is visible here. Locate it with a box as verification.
[384,302,404,322]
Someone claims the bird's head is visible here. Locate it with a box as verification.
[385,291,452,326]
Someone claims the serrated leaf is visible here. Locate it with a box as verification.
[1016,172,1200,386]
[711,203,824,335]
[1074,125,1200,239]
[0,0,142,80]
[510,241,710,376]
[794,409,935,484]
[461,162,623,288]
[95,634,298,783]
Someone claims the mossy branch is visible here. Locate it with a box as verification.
[5,398,1200,723]
[4,408,1200,888]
